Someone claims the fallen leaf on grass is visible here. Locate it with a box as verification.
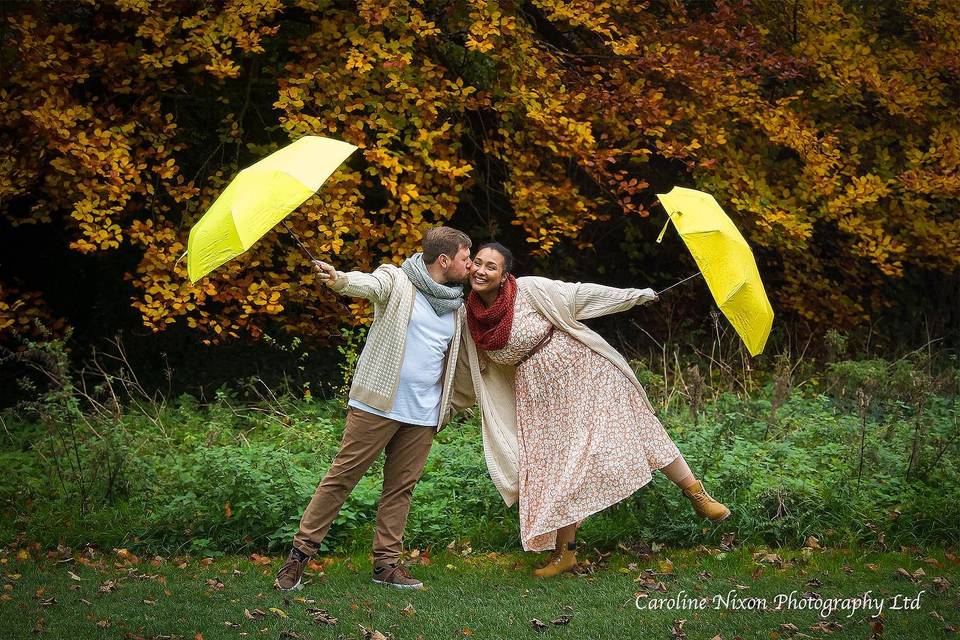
[720,532,737,550]
[223,621,241,628]
[306,608,338,625]
[269,607,288,619]
[752,552,784,568]
[114,548,140,564]
[551,615,572,625]
[894,567,924,582]
[39,596,57,607]
[933,577,951,592]
[804,535,821,549]
[249,554,272,566]
[358,624,390,639]
[205,578,225,590]
[244,608,267,620]
[67,571,83,581]
[530,619,548,632]
[402,603,416,617]
[671,619,687,640]
[810,621,843,633]
[98,580,117,593]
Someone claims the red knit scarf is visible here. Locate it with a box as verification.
[466,274,517,351]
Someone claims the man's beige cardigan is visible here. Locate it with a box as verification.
[461,276,657,507]
[330,264,474,430]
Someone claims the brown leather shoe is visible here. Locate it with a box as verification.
[683,479,731,521]
[274,547,308,591]
[532,543,578,578]
[372,562,424,590]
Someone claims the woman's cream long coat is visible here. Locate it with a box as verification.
[459,276,657,507]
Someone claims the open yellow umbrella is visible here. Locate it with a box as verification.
[656,186,774,356]
[187,136,358,283]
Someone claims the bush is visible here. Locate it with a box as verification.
[2,357,959,554]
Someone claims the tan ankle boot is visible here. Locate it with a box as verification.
[533,543,577,578]
[683,479,731,521]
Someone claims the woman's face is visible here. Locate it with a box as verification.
[471,247,507,295]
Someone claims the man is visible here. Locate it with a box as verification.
[275,226,475,591]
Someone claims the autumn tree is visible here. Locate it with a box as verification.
[1,0,957,353]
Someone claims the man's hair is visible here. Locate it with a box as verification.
[422,226,471,264]
[477,242,514,273]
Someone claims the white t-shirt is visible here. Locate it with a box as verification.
[349,291,456,426]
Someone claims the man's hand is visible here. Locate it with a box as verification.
[312,259,339,287]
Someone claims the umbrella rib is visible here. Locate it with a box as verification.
[720,280,747,306]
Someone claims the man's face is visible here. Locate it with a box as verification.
[441,245,473,284]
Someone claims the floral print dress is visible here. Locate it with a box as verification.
[484,290,682,551]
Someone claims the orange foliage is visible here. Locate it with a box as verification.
[1,0,957,343]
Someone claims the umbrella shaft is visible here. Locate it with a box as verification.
[282,221,317,262]
[657,272,702,296]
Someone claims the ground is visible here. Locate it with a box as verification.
[1,545,958,639]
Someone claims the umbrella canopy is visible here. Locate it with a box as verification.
[187,136,358,283]
[656,186,774,356]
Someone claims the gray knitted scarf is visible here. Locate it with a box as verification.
[401,252,464,316]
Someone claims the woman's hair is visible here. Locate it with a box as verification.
[476,242,514,273]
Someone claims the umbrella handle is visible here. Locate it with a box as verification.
[281,220,317,263]
[656,271,702,296]
[656,210,677,244]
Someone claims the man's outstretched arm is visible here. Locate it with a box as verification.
[312,259,394,304]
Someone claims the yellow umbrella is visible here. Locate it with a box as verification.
[656,186,774,356]
[187,135,358,283]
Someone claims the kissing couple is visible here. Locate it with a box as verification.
[275,225,729,591]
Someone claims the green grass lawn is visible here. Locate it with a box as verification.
[1,544,958,640]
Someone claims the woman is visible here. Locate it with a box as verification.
[461,243,730,578]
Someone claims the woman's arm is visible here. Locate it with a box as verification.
[571,281,657,320]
